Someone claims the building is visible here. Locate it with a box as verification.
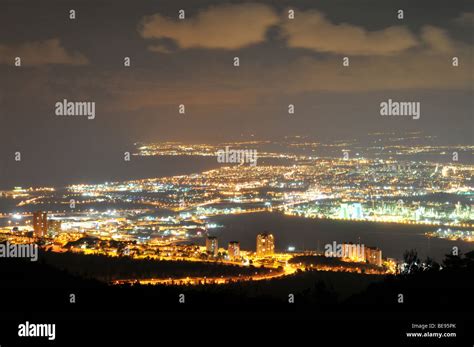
[365,247,382,267]
[33,211,48,238]
[48,219,62,235]
[228,241,240,260]
[206,236,218,256]
[341,243,365,262]
[351,203,363,219]
[339,203,350,219]
[339,203,363,219]
[256,232,274,257]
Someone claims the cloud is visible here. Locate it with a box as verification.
[2,13,468,114]
[421,26,454,53]
[281,10,419,55]
[0,38,88,66]
[139,3,279,50]
[279,49,470,93]
[4,42,468,116]
[139,7,463,58]
[103,42,471,112]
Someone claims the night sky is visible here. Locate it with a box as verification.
[0,0,472,187]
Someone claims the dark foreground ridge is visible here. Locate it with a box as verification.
[1,249,473,312]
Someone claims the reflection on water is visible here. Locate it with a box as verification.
[209,212,473,261]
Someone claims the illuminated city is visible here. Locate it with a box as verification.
[0,0,472,342]
[1,136,472,287]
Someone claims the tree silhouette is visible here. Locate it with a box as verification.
[443,249,464,269]
[402,249,420,274]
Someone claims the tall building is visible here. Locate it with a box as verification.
[256,233,274,257]
[33,211,48,238]
[228,241,240,260]
[48,219,62,234]
[206,236,218,256]
[365,247,382,267]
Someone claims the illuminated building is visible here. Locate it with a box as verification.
[33,211,48,238]
[48,220,62,234]
[339,203,349,219]
[352,203,363,219]
[256,232,274,257]
[206,236,218,256]
[341,243,365,262]
[228,241,240,260]
[365,247,382,267]
[339,203,363,219]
